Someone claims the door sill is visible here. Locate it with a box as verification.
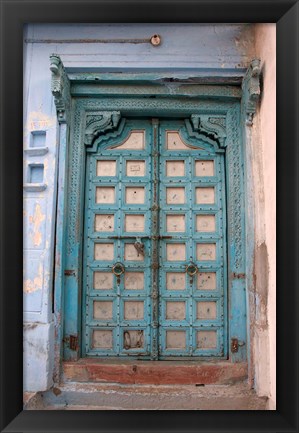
[63,358,247,385]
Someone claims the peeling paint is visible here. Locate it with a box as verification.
[29,203,46,247]
[24,263,43,293]
[25,111,56,136]
[23,323,38,330]
[254,241,269,327]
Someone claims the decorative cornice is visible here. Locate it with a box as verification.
[187,114,227,147]
[242,59,261,126]
[84,111,122,146]
[50,54,71,124]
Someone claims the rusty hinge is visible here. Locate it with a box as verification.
[231,338,245,353]
[63,335,78,351]
[64,269,76,276]
[232,272,245,279]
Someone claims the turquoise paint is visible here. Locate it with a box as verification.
[83,120,153,356]
[58,85,246,362]
[81,118,228,358]
[158,120,227,358]
[53,123,69,375]
[225,104,247,362]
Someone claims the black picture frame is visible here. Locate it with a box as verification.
[0,0,298,432]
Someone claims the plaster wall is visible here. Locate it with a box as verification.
[251,24,276,409]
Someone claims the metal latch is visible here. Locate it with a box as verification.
[63,335,78,351]
[232,272,245,279]
[231,338,245,353]
[64,269,76,276]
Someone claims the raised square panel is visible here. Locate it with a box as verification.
[126,160,146,177]
[125,187,145,204]
[166,160,185,177]
[197,272,217,291]
[166,243,186,261]
[195,160,214,176]
[113,131,145,150]
[93,301,113,320]
[197,330,217,349]
[166,187,185,204]
[196,187,215,204]
[197,301,217,320]
[96,160,116,177]
[123,330,144,349]
[93,330,113,349]
[166,330,186,349]
[197,244,216,261]
[124,272,144,290]
[196,215,216,232]
[96,187,115,204]
[166,301,186,320]
[124,301,144,320]
[124,244,144,261]
[166,214,185,232]
[95,214,114,232]
[94,272,113,290]
[125,214,145,232]
[94,243,114,261]
[166,272,186,290]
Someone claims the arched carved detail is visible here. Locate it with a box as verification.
[84,111,122,146]
[187,114,227,148]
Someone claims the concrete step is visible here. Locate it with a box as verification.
[24,381,268,410]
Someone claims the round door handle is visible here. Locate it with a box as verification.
[185,262,198,276]
[112,262,125,276]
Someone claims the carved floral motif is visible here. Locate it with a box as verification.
[227,105,243,270]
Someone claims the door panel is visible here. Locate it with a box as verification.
[83,118,227,358]
[83,120,153,356]
[158,121,226,358]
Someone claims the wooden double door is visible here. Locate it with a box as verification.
[82,118,227,359]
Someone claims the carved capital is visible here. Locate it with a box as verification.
[188,114,227,147]
[50,54,71,124]
[242,59,261,126]
[84,111,121,146]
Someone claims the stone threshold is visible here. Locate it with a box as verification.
[24,381,268,410]
[63,359,248,385]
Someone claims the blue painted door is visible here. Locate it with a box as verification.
[82,119,227,358]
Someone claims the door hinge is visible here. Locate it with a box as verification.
[232,272,245,279]
[63,335,79,351]
[231,338,245,353]
[64,269,76,276]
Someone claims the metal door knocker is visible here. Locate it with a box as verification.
[185,262,198,277]
[112,262,125,284]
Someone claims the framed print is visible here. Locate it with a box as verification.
[0,0,298,432]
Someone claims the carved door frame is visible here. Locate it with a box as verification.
[50,55,261,374]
